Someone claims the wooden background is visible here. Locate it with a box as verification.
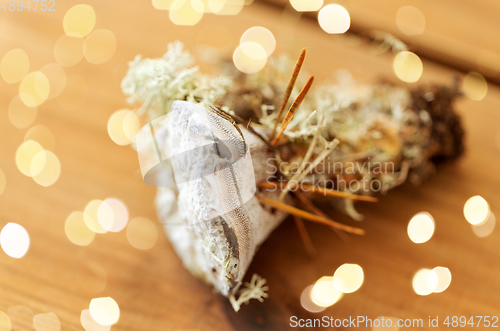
[0,0,499,330]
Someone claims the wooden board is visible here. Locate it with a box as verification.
[265,0,500,84]
[0,1,499,330]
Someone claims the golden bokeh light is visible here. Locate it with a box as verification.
[84,29,117,65]
[81,309,111,331]
[8,95,38,129]
[0,168,5,196]
[372,316,400,330]
[333,263,364,293]
[208,0,225,13]
[412,268,432,296]
[393,51,423,83]
[396,6,426,36]
[152,0,174,10]
[300,285,326,313]
[199,0,213,13]
[240,26,276,57]
[462,72,487,101]
[290,0,323,12]
[238,42,267,60]
[84,200,108,234]
[89,297,120,326]
[57,75,88,110]
[169,0,204,26]
[0,223,30,258]
[426,268,439,292]
[210,0,244,15]
[33,312,61,331]
[472,211,496,238]
[0,311,11,331]
[1,49,30,84]
[463,195,489,225]
[311,276,343,307]
[108,110,140,146]
[97,198,129,232]
[30,150,61,187]
[19,72,50,107]
[123,112,141,142]
[15,140,44,177]
[233,42,267,74]
[65,211,96,246]
[318,4,351,34]
[407,211,435,244]
[29,151,48,178]
[126,217,159,250]
[24,125,56,151]
[63,4,96,38]
[428,266,452,293]
[54,35,85,67]
[40,63,67,99]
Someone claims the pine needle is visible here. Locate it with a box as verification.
[258,181,378,202]
[293,191,349,242]
[256,195,365,235]
[293,215,316,256]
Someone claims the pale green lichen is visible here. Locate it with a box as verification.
[121,41,232,121]
[229,274,269,312]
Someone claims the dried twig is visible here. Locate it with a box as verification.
[301,183,378,202]
[256,195,365,235]
[278,138,339,200]
[293,191,349,242]
[287,112,323,178]
[277,112,322,198]
[293,216,316,256]
[225,110,276,150]
[258,181,378,202]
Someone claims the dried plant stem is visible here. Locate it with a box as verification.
[258,181,378,202]
[279,113,323,198]
[256,195,365,235]
[271,48,306,139]
[293,216,316,256]
[271,76,314,146]
[301,184,378,202]
[298,113,323,172]
[224,109,276,149]
[382,160,410,192]
[278,138,339,201]
[293,191,349,242]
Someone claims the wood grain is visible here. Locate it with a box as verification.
[264,0,500,85]
[0,1,499,330]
